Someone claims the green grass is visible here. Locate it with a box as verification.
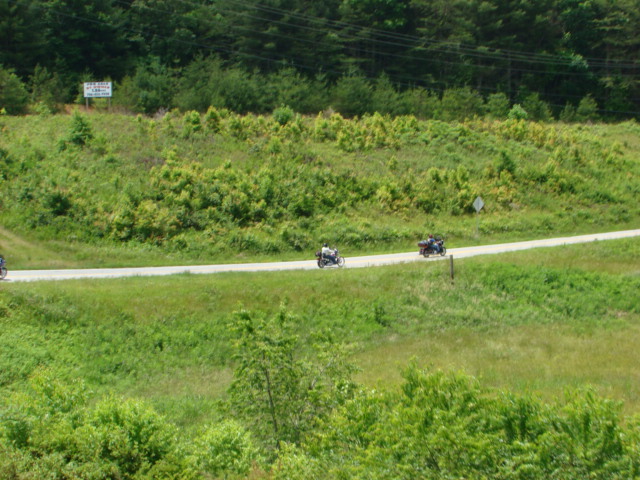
[1,112,639,269]
[1,237,638,424]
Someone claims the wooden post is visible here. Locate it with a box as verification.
[449,255,454,283]
[476,211,479,239]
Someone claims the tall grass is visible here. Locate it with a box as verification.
[1,237,638,423]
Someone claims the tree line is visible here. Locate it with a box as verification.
[1,0,640,119]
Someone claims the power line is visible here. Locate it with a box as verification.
[209,0,640,69]
[8,0,640,115]
[117,0,638,82]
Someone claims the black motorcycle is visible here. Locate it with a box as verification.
[418,237,446,257]
[0,256,6,280]
[315,248,346,268]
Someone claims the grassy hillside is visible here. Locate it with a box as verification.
[1,109,639,268]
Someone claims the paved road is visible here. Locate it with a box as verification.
[4,229,640,282]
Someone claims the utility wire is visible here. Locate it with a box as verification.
[10,0,640,115]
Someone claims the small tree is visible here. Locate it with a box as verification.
[438,87,484,121]
[400,87,439,118]
[61,111,94,148]
[332,72,373,117]
[576,94,599,122]
[485,92,510,119]
[0,66,29,114]
[522,93,552,121]
[117,58,175,114]
[559,103,577,123]
[273,105,295,126]
[228,306,357,450]
[29,65,64,113]
[508,104,528,120]
[371,74,403,116]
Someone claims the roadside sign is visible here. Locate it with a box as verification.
[83,82,112,98]
[473,196,484,213]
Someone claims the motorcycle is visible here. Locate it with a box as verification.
[418,237,446,257]
[315,248,345,268]
[0,256,6,280]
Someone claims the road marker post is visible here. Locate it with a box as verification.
[473,196,485,239]
[449,255,454,283]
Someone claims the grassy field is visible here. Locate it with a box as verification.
[1,236,638,427]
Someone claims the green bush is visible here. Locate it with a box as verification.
[438,87,485,121]
[332,73,373,117]
[0,66,28,114]
[79,395,178,477]
[117,58,175,114]
[400,87,439,118]
[265,68,328,114]
[190,421,261,478]
[63,111,94,147]
[485,92,510,119]
[508,103,529,120]
[576,94,599,122]
[371,74,405,116]
[273,105,295,126]
[29,65,65,114]
[521,92,553,122]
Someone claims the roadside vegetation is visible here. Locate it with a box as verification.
[1,238,639,478]
[1,110,639,269]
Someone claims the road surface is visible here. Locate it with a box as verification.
[4,229,640,282]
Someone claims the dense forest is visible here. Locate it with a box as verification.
[2,0,640,119]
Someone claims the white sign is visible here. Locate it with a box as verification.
[473,196,485,212]
[84,82,112,98]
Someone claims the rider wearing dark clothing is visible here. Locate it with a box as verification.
[321,243,337,264]
[427,234,441,253]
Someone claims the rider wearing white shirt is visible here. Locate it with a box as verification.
[321,243,337,263]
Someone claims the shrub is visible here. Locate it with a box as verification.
[371,74,404,116]
[117,58,175,114]
[521,92,553,121]
[190,421,260,478]
[64,111,94,147]
[576,94,599,122]
[508,104,528,120]
[43,190,72,216]
[485,92,510,119]
[29,65,64,114]
[495,151,516,176]
[400,87,439,118]
[332,73,373,117]
[438,87,484,121]
[265,68,328,114]
[559,102,577,122]
[273,105,295,126]
[298,367,637,480]
[78,396,179,478]
[181,110,202,138]
[0,66,29,114]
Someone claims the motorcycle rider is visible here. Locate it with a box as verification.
[427,234,441,253]
[321,243,337,264]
